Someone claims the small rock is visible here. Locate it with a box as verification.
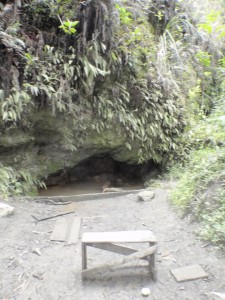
[138,191,155,202]
[179,286,185,290]
[141,287,151,297]
[32,273,44,280]
[0,202,15,217]
[32,247,42,256]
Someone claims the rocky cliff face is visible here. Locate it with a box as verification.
[0,0,185,194]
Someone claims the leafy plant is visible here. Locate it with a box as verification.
[1,89,31,124]
[58,18,79,35]
[115,4,132,26]
[0,165,45,197]
[155,10,163,21]
[195,51,211,67]
[198,10,222,34]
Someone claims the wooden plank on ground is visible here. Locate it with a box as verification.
[171,264,208,282]
[50,217,69,242]
[67,217,81,245]
[82,245,157,278]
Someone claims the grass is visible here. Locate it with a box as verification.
[200,188,225,245]
[167,99,225,247]
[170,147,225,207]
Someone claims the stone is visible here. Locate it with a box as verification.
[141,287,151,297]
[0,202,15,217]
[0,112,141,187]
[138,190,155,202]
[171,264,208,282]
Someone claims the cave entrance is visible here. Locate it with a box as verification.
[39,155,160,196]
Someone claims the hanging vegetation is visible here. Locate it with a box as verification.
[1,0,224,201]
[0,0,186,170]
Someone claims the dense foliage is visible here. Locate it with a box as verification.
[0,0,185,162]
[169,101,225,247]
[0,0,187,195]
[166,0,225,247]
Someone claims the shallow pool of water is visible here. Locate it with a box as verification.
[39,180,144,196]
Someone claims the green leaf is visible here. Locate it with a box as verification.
[198,23,213,33]
[2,111,8,120]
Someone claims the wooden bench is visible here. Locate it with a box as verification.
[81,230,157,280]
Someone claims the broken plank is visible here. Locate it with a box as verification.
[171,264,208,282]
[87,242,148,261]
[67,217,81,245]
[82,245,157,278]
[50,217,69,242]
[32,211,75,222]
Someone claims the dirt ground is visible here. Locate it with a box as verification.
[0,186,225,300]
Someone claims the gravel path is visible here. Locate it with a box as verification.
[0,187,225,300]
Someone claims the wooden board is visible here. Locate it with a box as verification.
[67,217,81,245]
[50,217,68,242]
[87,242,149,261]
[171,264,208,282]
[82,230,157,243]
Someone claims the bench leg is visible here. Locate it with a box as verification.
[82,243,87,270]
[148,242,157,281]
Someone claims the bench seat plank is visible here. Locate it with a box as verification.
[82,230,157,243]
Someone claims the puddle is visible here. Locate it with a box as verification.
[39,155,158,197]
[39,180,144,196]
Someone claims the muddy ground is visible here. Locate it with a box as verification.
[0,186,225,300]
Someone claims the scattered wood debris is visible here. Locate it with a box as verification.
[171,264,208,282]
[67,217,81,245]
[31,211,75,222]
[50,217,68,242]
[35,199,71,205]
[50,216,81,243]
[32,273,44,281]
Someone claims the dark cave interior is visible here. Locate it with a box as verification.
[43,155,160,193]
